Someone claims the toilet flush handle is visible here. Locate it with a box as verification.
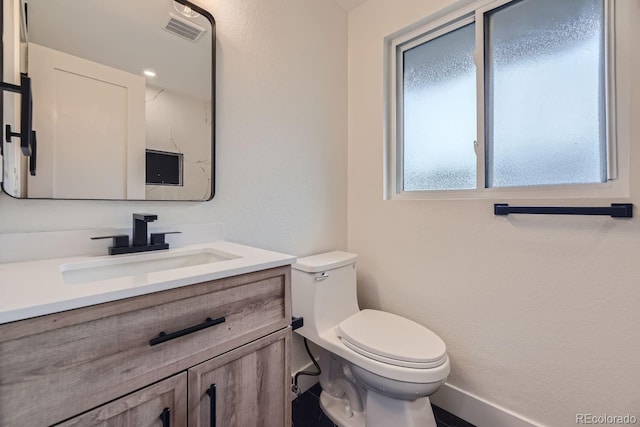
[315,272,329,281]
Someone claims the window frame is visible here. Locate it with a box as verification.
[385,0,622,201]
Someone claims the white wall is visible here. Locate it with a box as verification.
[347,1,640,426]
[0,0,348,257]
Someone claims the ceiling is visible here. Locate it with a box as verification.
[23,0,367,101]
[24,0,212,100]
[330,0,369,11]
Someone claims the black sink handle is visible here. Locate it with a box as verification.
[90,235,129,248]
[150,231,182,245]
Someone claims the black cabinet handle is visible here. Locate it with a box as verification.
[207,384,217,427]
[160,407,170,427]
[149,316,226,346]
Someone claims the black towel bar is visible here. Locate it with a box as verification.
[494,203,633,218]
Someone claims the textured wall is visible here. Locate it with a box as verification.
[0,0,348,258]
[347,0,640,426]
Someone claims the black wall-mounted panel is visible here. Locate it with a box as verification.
[146,150,183,186]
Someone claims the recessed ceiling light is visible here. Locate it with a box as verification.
[143,70,156,77]
[173,1,200,18]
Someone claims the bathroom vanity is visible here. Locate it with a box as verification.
[0,239,294,426]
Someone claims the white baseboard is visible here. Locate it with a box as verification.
[430,383,543,427]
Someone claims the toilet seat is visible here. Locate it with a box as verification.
[336,309,447,369]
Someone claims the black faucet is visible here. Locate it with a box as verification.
[91,213,180,255]
[133,213,157,246]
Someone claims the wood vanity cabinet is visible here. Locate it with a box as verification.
[0,266,292,427]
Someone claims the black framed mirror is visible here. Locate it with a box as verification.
[1,0,215,200]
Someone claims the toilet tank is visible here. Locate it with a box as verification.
[292,251,360,340]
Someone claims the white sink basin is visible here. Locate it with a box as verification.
[60,248,240,285]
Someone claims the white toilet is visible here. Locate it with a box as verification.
[292,251,450,427]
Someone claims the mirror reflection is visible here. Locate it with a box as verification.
[2,0,214,200]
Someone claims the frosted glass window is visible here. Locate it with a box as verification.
[485,0,606,188]
[402,23,476,191]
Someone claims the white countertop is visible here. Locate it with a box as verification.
[0,241,296,324]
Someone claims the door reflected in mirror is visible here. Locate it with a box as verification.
[1,0,215,200]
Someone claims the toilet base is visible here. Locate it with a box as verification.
[319,388,438,427]
[320,390,365,427]
[365,389,437,427]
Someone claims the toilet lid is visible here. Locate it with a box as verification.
[336,310,447,369]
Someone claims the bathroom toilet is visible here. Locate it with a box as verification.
[292,251,450,427]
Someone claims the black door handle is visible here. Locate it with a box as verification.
[206,384,217,427]
[160,407,170,427]
[149,316,226,346]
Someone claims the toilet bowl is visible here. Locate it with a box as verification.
[292,251,449,427]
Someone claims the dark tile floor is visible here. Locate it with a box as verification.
[292,383,475,427]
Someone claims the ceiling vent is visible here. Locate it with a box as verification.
[163,12,206,42]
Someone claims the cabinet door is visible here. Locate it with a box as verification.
[188,329,291,427]
[56,373,187,427]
